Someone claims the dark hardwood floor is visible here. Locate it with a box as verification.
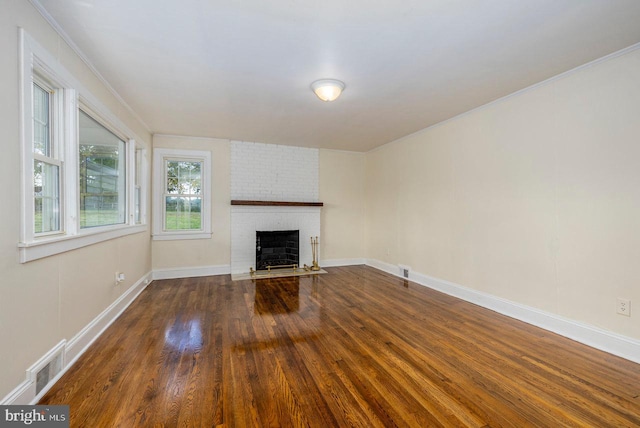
[40,265,640,427]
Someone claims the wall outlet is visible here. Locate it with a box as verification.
[115,272,125,285]
[616,298,631,317]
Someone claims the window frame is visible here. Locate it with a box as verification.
[152,148,212,240]
[77,106,128,230]
[18,29,147,263]
[133,146,148,226]
[31,76,64,237]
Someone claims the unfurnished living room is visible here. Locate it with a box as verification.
[2,0,640,426]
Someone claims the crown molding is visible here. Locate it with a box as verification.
[28,0,152,134]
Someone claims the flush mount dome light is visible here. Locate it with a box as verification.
[311,79,345,102]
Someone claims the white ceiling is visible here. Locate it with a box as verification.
[34,0,640,152]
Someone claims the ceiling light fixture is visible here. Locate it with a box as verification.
[311,79,345,102]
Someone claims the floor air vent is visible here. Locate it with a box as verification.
[398,264,411,279]
[27,340,66,396]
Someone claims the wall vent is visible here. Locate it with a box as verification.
[398,264,411,279]
[35,353,63,395]
[27,340,66,397]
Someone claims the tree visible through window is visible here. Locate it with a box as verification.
[78,110,126,228]
[152,148,210,240]
[20,30,147,263]
[164,160,202,230]
[32,81,61,235]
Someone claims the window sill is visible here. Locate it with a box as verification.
[152,232,212,241]
[18,224,148,263]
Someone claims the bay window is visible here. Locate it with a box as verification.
[19,30,147,263]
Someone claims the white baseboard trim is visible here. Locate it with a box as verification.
[152,264,231,280]
[0,271,152,405]
[366,259,402,277]
[0,380,31,406]
[320,258,366,267]
[365,259,640,364]
[65,271,152,369]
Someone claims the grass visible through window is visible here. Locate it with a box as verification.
[165,211,201,230]
[80,210,123,228]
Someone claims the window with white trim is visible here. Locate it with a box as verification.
[32,77,63,236]
[19,30,147,263]
[153,148,211,240]
[78,109,127,228]
[133,147,147,225]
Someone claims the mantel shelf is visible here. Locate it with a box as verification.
[231,200,324,207]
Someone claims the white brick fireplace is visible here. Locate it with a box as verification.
[230,141,321,275]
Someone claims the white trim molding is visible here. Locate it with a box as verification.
[19,225,147,263]
[18,29,149,263]
[367,41,640,156]
[152,148,212,241]
[64,272,152,367]
[320,258,366,267]
[28,0,152,133]
[0,271,152,405]
[366,259,640,364]
[152,264,231,280]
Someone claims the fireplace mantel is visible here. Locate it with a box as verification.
[231,200,323,207]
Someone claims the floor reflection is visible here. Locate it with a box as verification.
[254,277,300,314]
[164,318,203,351]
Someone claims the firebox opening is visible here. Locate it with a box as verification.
[256,230,300,270]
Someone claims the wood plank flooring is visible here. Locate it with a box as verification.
[40,265,640,427]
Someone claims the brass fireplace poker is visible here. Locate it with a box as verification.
[304,236,321,272]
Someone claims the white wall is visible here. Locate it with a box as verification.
[230,142,320,274]
[231,141,318,202]
[319,150,366,263]
[151,138,368,276]
[7,0,637,403]
[0,2,152,400]
[150,137,370,275]
[365,46,640,341]
[152,135,231,272]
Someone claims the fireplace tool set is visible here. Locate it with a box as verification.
[304,236,321,272]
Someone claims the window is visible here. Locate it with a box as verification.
[153,149,211,240]
[32,78,62,235]
[78,110,126,228]
[165,160,202,230]
[19,30,147,263]
[133,147,146,225]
